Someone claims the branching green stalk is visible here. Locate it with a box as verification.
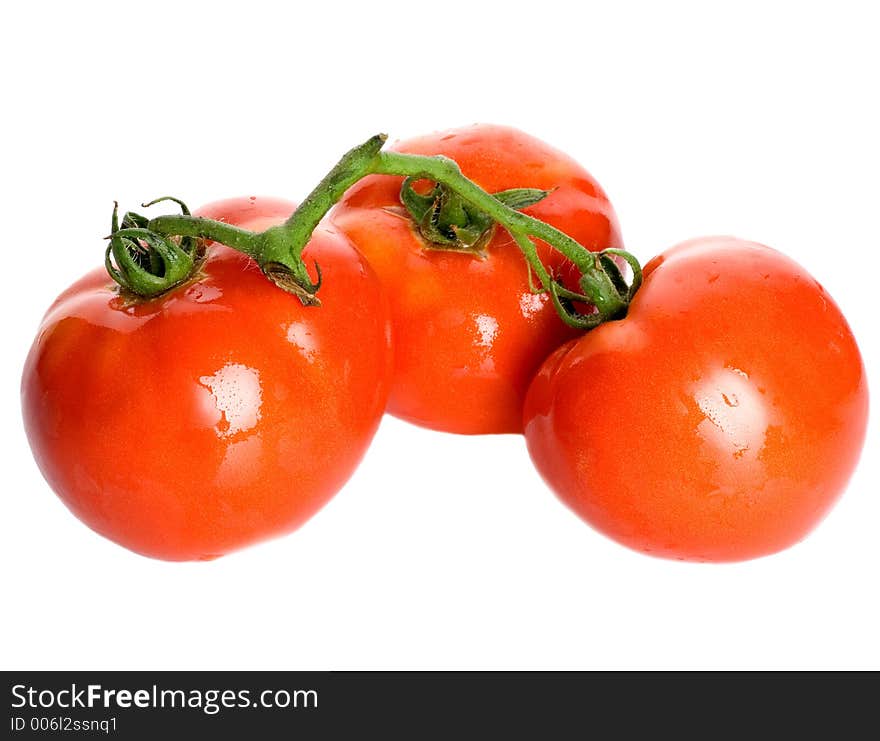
[107,134,642,327]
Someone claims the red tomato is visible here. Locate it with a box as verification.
[332,124,622,434]
[21,197,391,561]
[524,237,868,562]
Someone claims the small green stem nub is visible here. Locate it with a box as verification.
[106,134,642,328]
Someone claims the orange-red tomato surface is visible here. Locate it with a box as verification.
[332,124,622,434]
[21,197,391,560]
[524,237,869,562]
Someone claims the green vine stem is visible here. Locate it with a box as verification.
[108,134,642,327]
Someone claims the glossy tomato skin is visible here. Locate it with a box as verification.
[524,237,868,562]
[22,197,391,561]
[332,124,622,434]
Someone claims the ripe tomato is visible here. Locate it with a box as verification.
[21,197,391,561]
[332,124,622,434]
[524,237,868,562]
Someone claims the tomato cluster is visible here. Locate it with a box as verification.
[21,126,868,562]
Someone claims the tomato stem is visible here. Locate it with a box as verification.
[369,149,642,327]
[109,135,642,327]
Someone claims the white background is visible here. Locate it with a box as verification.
[2,1,877,670]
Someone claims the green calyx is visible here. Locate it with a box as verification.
[400,178,550,254]
[105,198,200,298]
[546,248,643,329]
